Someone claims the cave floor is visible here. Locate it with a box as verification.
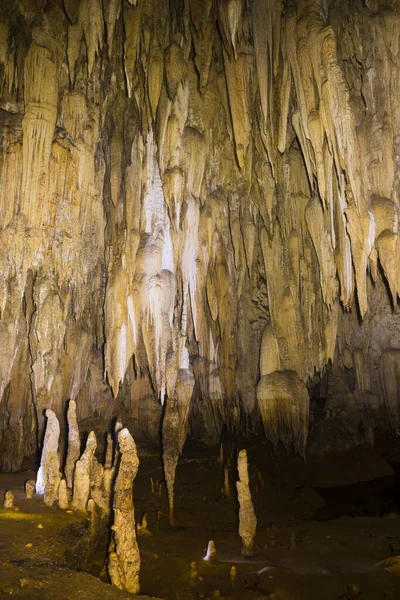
[2,441,400,600]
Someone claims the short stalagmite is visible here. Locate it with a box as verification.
[236,449,257,556]
[35,409,61,507]
[137,512,152,537]
[44,456,62,508]
[89,456,107,516]
[87,498,101,538]
[70,431,97,513]
[113,418,123,463]
[65,400,80,489]
[58,479,69,510]
[108,428,140,594]
[100,464,116,518]
[3,490,14,509]
[25,480,35,500]
[203,540,217,562]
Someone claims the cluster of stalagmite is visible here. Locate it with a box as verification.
[34,403,141,594]
[34,402,116,514]
[0,0,400,469]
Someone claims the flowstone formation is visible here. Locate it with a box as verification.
[0,0,399,470]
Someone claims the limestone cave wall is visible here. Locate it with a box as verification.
[0,0,399,470]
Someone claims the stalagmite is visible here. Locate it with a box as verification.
[223,467,230,499]
[100,464,116,518]
[203,540,217,562]
[190,561,198,582]
[3,490,14,509]
[236,449,257,557]
[25,480,35,500]
[108,428,140,594]
[58,479,69,510]
[65,399,80,490]
[87,497,100,538]
[137,512,152,537]
[36,410,61,507]
[89,455,108,516]
[70,431,97,513]
[104,432,113,470]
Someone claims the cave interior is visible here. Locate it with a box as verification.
[1,0,400,598]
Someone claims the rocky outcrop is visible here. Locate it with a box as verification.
[0,0,399,468]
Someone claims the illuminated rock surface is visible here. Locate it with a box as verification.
[0,0,398,495]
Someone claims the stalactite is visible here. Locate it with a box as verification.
[257,371,310,456]
[0,0,400,467]
[162,367,195,525]
[123,0,142,98]
[21,41,58,225]
[223,47,252,169]
[80,0,104,76]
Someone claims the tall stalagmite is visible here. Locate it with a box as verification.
[35,409,61,506]
[0,0,399,468]
[108,427,141,594]
[65,399,80,489]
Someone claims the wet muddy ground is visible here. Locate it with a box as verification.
[2,440,400,599]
